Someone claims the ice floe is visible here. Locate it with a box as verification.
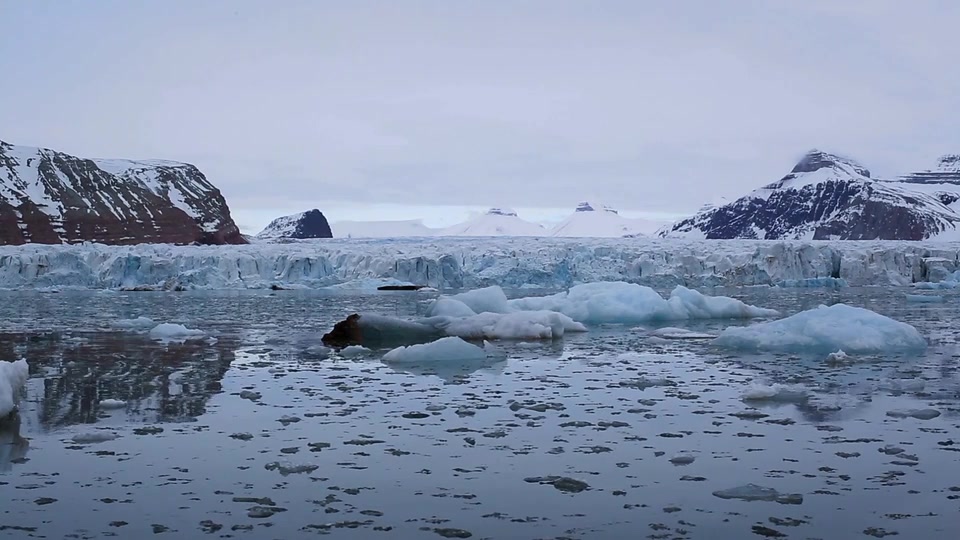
[148,323,205,341]
[713,304,926,354]
[382,337,489,364]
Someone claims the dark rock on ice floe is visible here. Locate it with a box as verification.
[255,209,333,240]
[377,285,427,291]
[885,408,941,420]
[0,140,245,245]
[322,314,364,347]
[523,476,590,493]
[662,149,960,240]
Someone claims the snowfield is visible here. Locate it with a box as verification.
[1,237,960,290]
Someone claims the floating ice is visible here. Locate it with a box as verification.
[148,323,204,340]
[339,345,372,357]
[429,311,587,340]
[0,359,29,417]
[71,431,120,444]
[448,286,511,315]
[825,349,850,363]
[113,316,156,329]
[886,409,941,420]
[506,282,778,324]
[98,399,127,410]
[382,337,489,364]
[325,278,418,291]
[712,484,803,504]
[649,327,717,339]
[741,384,809,403]
[905,294,944,303]
[713,304,926,354]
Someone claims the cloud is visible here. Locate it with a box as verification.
[2,0,958,226]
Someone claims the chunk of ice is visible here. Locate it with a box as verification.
[713,304,926,354]
[0,359,29,417]
[148,323,204,340]
[382,337,489,364]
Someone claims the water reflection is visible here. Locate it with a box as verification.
[0,413,28,472]
[1,331,238,431]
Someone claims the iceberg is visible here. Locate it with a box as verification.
[506,282,778,324]
[713,304,927,354]
[382,337,489,364]
[0,359,29,417]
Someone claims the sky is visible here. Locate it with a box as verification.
[2,0,960,233]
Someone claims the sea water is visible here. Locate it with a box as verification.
[1,287,958,539]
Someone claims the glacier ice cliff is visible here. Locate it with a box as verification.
[1,237,959,290]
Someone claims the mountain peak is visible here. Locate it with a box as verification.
[575,201,618,214]
[790,149,871,178]
[486,207,518,217]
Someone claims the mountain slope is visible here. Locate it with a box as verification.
[550,202,653,238]
[440,208,545,237]
[332,219,437,238]
[0,140,244,245]
[661,150,960,241]
[256,209,333,240]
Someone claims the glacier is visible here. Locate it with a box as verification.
[1,237,960,290]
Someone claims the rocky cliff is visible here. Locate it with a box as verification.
[0,140,244,245]
[256,209,333,240]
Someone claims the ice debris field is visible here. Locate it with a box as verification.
[1,245,959,539]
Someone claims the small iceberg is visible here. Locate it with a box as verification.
[149,323,205,341]
[712,304,926,354]
[382,337,489,364]
[741,383,809,403]
[0,360,29,417]
[114,316,156,329]
[98,399,127,410]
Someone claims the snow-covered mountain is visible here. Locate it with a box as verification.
[661,150,960,240]
[550,202,658,238]
[439,208,546,237]
[256,209,332,240]
[332,219,437,238]
[0,140,244,245]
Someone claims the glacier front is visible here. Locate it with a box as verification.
[1,237,960,290]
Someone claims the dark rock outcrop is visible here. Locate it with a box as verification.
[0,140,244,245]
[662,150,960,240]
[256,209,333,240]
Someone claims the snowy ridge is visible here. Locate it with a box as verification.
[664,149,960,241]
[550,202,657,237]
[440,208,545,237]
[1,237,960,290]
[331,219,436,238]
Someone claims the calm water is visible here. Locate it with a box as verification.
[1,287,959,540]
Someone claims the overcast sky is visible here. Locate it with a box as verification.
[3,0,959,232]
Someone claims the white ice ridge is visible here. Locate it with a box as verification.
[0,359,29,417]
[2,237,960,290]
